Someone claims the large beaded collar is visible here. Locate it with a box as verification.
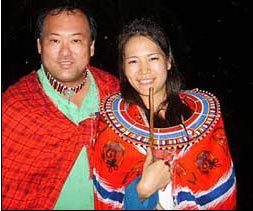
[100,89,220,149]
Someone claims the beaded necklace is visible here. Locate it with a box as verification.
[46,70,88,99]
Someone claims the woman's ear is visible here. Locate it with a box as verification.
[167,58,172,71]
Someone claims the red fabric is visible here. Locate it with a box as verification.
[2,66,119,210]
[93,93,237,210]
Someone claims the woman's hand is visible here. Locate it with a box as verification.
[136,148,171,201]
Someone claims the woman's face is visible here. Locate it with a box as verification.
[123,35,171,105]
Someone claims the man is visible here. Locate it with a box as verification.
[2,0,119,209]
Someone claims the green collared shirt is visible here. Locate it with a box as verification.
[38,66,98,210]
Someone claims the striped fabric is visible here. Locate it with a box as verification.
[93,90,237,210]
[2,66,120,210]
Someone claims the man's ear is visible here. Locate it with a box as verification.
[37,38,42,54]
[90,41,95,57]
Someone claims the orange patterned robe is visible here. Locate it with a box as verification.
[93,89,237,210]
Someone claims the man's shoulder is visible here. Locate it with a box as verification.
[88,65,120,98]
[2,71,38,103]
[88,65,118,80]
[89,65,120,87]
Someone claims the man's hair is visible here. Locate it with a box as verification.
[35,0,97,41]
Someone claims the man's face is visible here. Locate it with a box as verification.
[37,10,94,86]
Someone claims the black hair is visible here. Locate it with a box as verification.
[35,0,97,41]
[118,17,192,127]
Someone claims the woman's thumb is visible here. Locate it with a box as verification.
[144,147,153,167]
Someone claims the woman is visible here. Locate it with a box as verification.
[93,17,237,210]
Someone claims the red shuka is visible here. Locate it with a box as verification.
[2,66,119,210]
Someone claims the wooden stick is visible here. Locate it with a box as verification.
[149,87,154,148]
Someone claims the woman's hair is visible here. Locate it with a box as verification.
[35,0,97,42]
[118,17,192,127]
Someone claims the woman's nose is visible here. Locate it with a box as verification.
[140,61,150,74]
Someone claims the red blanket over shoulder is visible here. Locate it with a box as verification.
[2,66,119,210]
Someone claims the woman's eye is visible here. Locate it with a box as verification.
[150,57,159,61]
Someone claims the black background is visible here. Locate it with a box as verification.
[2,0,252,210]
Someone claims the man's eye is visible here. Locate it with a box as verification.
[128,60,137,64]
[73,39,82,43]
[50,39,59,43]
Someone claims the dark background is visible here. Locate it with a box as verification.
[2,0,252,210]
